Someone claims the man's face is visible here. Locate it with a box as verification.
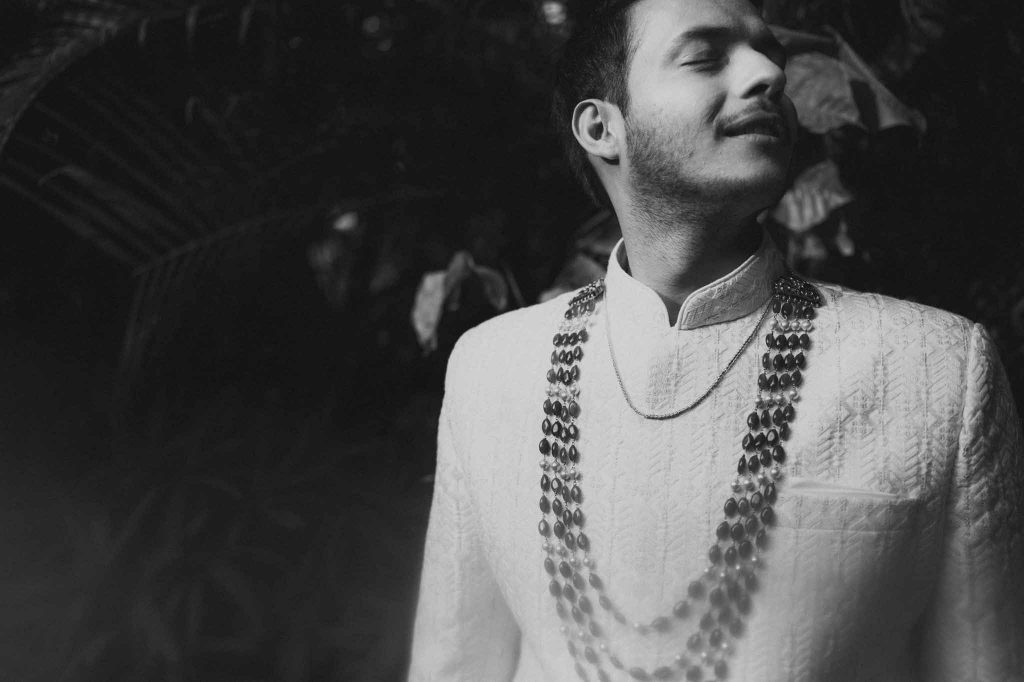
[621,0,796,212]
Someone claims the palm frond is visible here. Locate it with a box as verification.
[115,206,324,395]
[1,0,455,402]
[43,165,184,251]
[28,101,208,237]
[0,2,138,154]
[0,173,138,264]
[6,157,161,262]
[70,80,227,187]
[0,0,262,156]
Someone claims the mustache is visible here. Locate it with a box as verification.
[718,103,793,142]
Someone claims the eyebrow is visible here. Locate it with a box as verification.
[663,24,787,67]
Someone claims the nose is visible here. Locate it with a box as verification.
[736,46,787,102]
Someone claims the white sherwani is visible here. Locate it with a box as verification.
[409,234,1024,681]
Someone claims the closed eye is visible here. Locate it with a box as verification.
[682,55,726,70]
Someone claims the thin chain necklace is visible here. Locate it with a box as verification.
[537,273,822,682]
[605,291,773,420]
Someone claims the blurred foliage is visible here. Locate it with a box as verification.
[0,0,1022,680]
[411,249,515,352]
[0,392,432,682]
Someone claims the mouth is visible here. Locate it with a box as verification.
[721,113,789,143]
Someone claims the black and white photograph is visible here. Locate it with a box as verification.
[1,0,1022,680]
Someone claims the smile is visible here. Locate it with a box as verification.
[721,113,789,143]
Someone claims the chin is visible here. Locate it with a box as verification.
[709,163,790,211]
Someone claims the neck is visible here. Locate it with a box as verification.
[616,204,763,323]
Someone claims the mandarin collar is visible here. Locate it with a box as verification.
[604,230,788,330]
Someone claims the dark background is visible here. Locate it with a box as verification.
[0,0,1021,680]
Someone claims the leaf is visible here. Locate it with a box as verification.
[24,101,207,236]
[831,29,927,134]
[411,271,447,353]
[769,25,838,56]
[796,232,829,263]
[835,219,856,257]
[185,5,200,52]
[441,250,475,312]
[44,165,183,250]
[68,79,222,187]
[785,52,863,133]
[118,206,321,389]
[772,159,853,232]
[11,157,162,260]
[0,174,137,264]
[238,0,255,45]
[501,262,527,308]
[411,250,508,351]
[472,263,509,311]
[784,31,926,135]
[0,2,139,155]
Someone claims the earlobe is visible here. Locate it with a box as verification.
[571,99,621,162]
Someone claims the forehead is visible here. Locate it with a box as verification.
[628,0,766,61]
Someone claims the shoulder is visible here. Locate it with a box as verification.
[812,280,976,351]
[443,290,577,393]
[809,280,990,428]
[439,290,581,462]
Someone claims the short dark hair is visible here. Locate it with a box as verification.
[551,0,643,207]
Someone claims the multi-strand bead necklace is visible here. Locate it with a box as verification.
[537,274,822,681]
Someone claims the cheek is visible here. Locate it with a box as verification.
[702,89,728,129]
[665,92,728,145]
[654,80,727,133]
[639,79,724,129]
[648,103,718,142]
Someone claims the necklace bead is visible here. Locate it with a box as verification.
[540,276,820,679]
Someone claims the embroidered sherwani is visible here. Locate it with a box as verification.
[408,234,1024,682]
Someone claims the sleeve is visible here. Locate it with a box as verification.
[407,337,521,681]
[921,323,1024,681]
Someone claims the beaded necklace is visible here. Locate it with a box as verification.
[538,273,822,681]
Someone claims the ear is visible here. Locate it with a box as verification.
[571,98,624,163]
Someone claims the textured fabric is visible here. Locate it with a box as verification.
[408,236,1024,682]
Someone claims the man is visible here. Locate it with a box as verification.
[408,0,1024,680]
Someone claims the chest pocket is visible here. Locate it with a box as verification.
[761,478,943,653]
[773,478,926,533]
